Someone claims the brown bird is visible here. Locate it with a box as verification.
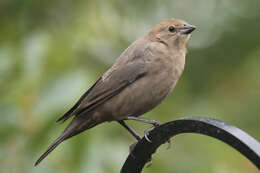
[34,19,196,166]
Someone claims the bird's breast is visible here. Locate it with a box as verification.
[143,46,186,103]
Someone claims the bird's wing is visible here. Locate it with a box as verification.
[56,59,147,123]
[56,77,102,123]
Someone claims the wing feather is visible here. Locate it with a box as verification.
[56,38,149,123]
[56,77,102,123]
[57,60,147,123]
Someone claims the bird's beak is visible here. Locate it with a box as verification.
[180,24,196,35]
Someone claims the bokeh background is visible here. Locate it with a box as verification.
[1,0,260,172]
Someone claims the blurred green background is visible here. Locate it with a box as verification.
[1,0,260,172]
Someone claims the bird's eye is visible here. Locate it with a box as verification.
[168,26,175,32]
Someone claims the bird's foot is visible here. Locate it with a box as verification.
[144,121,161,142]
[166,138,172,149]
[129,142,137,158]
[144,125,172,149]
[146,156,153,167]
[144,127,154,143]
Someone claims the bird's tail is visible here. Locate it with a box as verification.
[34,116,98,166]
[34,133,67,166]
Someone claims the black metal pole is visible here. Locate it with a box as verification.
[120,117,260,173]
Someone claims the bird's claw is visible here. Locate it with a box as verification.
[144,121,161,143]
[129,142,137,158]
[146,156,153,167]
[144,127,172,149]
[166,138,172,149]
[144,134,152,143]
[144,127,154,143]
[129,122,169,168]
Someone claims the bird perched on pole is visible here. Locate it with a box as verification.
[34,18,196,166]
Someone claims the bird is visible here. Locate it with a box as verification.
[34,18,196,166]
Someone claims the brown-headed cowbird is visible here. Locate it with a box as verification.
[35,19,196,166]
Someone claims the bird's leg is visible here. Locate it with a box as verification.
[124,116,172,149]
[118,120,152,165]
[124,116,161,126]
[124,116,161,142]
[118,120,139,154]
[118,120,141,141]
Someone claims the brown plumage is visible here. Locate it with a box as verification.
[34,19,196,166]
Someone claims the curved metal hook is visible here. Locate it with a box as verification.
[120,117,260,173]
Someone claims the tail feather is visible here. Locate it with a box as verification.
[34,134,67,166]
[35,115,98,166]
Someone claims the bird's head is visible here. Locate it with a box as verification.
[148,19,196,50]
